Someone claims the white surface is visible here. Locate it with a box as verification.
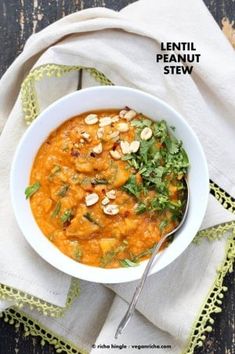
[10,86,209,283]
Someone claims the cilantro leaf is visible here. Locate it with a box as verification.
[122,176,142,198]
[131,244,156,262]
[25,182,41,199]
[91,178,108,185]
[152,120,168,142]
[135,201,148,214]
[100,244,127,267]
[159,219,168,231]
[83,212,100,226]
[120,259,139,267]
[61,209,73,223]
[51,201,61,218]
[139,138,155,164]
[122,116,189,218]
[131,118,152,128]
[166,139,180,154]
[74,245,82,261]
[150,195,169,211]
[58,184,70,197]
[48,165,61,181]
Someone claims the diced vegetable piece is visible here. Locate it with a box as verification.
[112,165,130,188]
[100,238,117,254]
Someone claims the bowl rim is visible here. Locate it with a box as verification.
[10,85,209,283]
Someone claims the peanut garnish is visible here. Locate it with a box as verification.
[124,109,137,121]
[101,197,110,206]
[103,204,119,215]
[120,141,130,155]
[119,109,127,118]
[92,143,103,154]
[85,114,98,125]
[109,131,120,140]
[111,115,120,123]
[110,150,121,160]
[129,140,140,153]
[81,131,91,142]
[99,117,112,127]
[106,190,116,200]
[97,127,104,139]
[85,193,99,206]
[140,127,152,140]
[117,122,129,133]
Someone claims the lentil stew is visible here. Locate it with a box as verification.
[26,108,189,268]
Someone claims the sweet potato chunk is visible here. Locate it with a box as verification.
[99,238,117,254]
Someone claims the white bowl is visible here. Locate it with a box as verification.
[10,86,209,283]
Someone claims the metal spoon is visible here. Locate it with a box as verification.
[115,179,189,339]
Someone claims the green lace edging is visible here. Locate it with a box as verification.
[14,63,235,353]
[184,224,235,354]
[0,278,80,318]
[0,308,88,354]
[210,180,235,213]
[21,64,113,125]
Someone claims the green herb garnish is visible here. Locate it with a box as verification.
[83,213,100,226]
[91,178,108,185]
[25,181,41,199]
[58,184,70,197]
[122,118,189,217]
[80,177,91,186]
[61,209,73,223]
[100,250,116,267]
[71,174,80,184]
[51,201,61,218]
[100,244,127,268]
[48,165,61,180]
[122,176,142,198]
[120,259,139,267]
[150,195,169,212]
[131,117,152,129]
[159,219,168,231]
[131,244,156,262]
[135,201,148,214]
[74,245,82,261]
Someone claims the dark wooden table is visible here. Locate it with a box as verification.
[0,1,234,353]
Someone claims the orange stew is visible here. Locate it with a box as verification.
[27,108,189,268]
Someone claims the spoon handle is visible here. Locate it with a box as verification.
[114,232,169,339]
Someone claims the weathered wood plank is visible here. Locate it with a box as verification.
[0,0,137,77]
[204,0,235,24]
[0,0,234,353]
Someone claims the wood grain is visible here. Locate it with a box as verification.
[0,0,234,353]
[0,0,136,77]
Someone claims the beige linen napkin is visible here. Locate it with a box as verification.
[0,0,234,353]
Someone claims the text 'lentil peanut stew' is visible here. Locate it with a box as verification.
[25,108,189,268]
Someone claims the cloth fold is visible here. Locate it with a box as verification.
[0,0,234,353]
